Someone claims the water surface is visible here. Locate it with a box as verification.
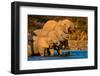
[28,50,88,61]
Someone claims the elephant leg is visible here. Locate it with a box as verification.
[64,40,70,49]
[39,48,45,56]
[49,49,54,56]
[54,46,62,56]
[28,44,32,56]
[40,51,44,56]
[44,48,49,56]
[57,50,62,56]
[47,48,51,56]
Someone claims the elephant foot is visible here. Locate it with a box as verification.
[49,49,54,56]
[43,48,50,56]
[40,53,44,56]
[28,50,32,56]
[40,54,44,56]
[57,50,62,56]
[39,52,44,56]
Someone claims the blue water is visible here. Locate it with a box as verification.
[28,50,88,61]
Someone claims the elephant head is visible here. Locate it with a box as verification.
[57,19,75,34]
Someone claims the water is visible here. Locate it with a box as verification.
[28,50,88,61]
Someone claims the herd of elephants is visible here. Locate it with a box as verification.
[28,19,87,57]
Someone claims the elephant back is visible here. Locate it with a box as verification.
[43,20,57,31]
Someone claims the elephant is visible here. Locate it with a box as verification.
[35,35,58,56]
[43,19,74,41]
[33,38,63,56]
[33,36,49,56]
[42,30,66,56]
[32,30,60,56]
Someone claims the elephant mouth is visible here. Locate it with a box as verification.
[64,28,72,34]
[64,31,68,34]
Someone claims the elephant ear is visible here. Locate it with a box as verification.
[43,20,57,31]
